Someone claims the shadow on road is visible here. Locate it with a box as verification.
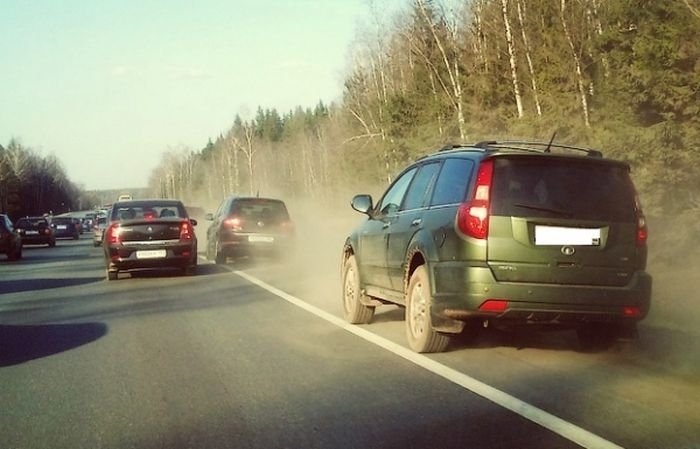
[0,277,105,295]
[0,322,107,367]
[119,263,231,280]
[3,251,102,267]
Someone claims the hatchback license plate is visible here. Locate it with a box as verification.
[26,230,39,235]
[535,226,601,246]
[136,249,167,259]
[249,235,274,243]
[57,225,67,230]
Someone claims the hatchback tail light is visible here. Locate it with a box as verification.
[106,224,121,244]
[457,159,494,239]
[180,221,193,241]
[280,220,295,233]
[223,217,243,231]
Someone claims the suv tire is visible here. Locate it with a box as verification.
[342,255,375,324]
[406,265,451,353]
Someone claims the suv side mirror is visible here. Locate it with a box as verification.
[190,219,198,226]
[351,194,373,215]
[205,213,214,221]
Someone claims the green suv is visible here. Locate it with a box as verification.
[342,141,652,353]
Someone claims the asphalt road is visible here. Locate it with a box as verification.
[0,235,698,449]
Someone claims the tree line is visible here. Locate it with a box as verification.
[148,0,699,222]
[0,139,98,219]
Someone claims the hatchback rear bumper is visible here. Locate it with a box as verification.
[431,263,652,332]
[219,234,293,257]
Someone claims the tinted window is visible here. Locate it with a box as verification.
[377,167,417,216]
[16,218,48,228]
[229,199,289,222]
[402,163,440,211]
[430,158,474,206]
[111,203,186,221]
[490,158,636,222]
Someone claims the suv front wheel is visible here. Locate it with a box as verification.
[342,255,375,324]
[406,265,451,353]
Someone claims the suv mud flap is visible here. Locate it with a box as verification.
[430,309,466,334]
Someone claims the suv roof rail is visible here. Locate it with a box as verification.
[438,143,470,152]
[474,140,603,158]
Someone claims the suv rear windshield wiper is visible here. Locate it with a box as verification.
[512,203,573,217]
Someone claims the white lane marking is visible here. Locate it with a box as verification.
[209,260,622,449]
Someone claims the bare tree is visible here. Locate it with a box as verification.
[560,0,592,127]
[413,0,468,139]
[501,0,525,118]
[515,0,542,116]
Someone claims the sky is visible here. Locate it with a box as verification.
[0,0,402,190]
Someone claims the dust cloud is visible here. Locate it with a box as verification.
[186,189,699,377]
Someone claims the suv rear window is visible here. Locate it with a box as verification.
[490,157,637,222]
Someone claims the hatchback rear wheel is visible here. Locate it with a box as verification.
[406,265,451,353]
[214,241,226,264]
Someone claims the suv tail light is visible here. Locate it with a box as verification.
[457,159,494,239]
[224,217,243,231]
[180,221,193,241]
[106,224,121,244]
[635,195,647,247]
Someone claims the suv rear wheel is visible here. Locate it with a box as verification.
[342,255,375,324]
[406,265,451,353]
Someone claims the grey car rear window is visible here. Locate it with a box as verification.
[490,158,637,222]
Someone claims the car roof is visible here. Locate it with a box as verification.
[112,199,184,207]
[228,196,286,203]
[417,141,629,169]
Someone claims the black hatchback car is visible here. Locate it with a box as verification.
[0,214,22,260]
[205,196,294,264]
[15,217,56,247]
[50,217,80,239]
[103,199,198,280]
[342,141,651,352]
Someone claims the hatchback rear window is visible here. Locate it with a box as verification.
[17,218,48,228]
[230,200,289,222]
[490,158,637,222]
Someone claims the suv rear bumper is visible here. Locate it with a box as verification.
[431,263,652,332]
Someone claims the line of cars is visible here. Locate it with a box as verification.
[1,214,87,260]
[7,139,652,353]
[98,196,295,280]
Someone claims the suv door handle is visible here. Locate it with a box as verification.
[411,218,422,226]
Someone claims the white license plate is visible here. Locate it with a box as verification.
[136,249,167,259]
[248,235,274,243]
[57,225,67,230]
[535,226,601,246]
[26,230,39,235]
